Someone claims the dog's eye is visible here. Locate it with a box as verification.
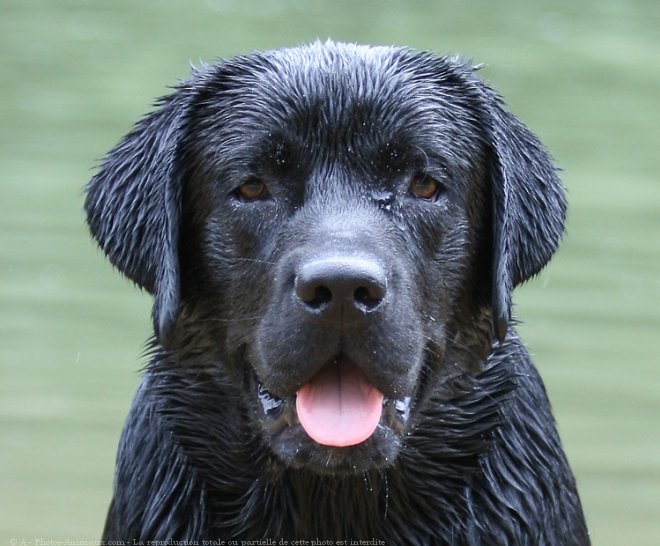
[235,178,268,202]
[410,174,443,201]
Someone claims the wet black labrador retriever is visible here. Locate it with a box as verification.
[86,41,589,544]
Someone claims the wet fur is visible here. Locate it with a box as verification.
[86,42,589,544]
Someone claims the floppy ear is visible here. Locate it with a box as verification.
[85,89,191,343]
[481,88,567,342]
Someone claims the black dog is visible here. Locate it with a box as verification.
[86,41,589,544]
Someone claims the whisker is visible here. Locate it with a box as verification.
[190,315,265,324]
[231,257,279,266]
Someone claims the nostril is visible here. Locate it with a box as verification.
[354,285,384,310]
[307,285,333,309]
[294,273,333,310]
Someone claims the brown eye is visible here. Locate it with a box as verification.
[236,178,267,201]
[410,174,442,200]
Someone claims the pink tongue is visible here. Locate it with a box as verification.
[296,360,384,447]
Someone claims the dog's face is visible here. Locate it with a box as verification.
[86,42,565,475]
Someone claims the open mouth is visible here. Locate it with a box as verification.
[255,356,414,467]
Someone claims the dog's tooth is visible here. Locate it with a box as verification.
[393,396,412,425]
[394,396,411,411]
[258,383,284,416]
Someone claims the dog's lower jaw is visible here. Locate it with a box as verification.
[254,376,419,475]
[268,420,404,475]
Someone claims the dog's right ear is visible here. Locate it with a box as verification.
[85,88,191,343]
[479,87,567,344]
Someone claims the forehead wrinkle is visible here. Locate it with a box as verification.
[251,50,482,169]
[192,44,485,185]
[221,44,425,141]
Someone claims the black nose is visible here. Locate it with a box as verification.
[294,256,388,320]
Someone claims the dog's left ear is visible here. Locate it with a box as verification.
[477,83,567,342]
[85,88,192,343]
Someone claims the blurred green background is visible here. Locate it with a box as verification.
[1,0,659,543]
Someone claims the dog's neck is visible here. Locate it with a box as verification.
[147,343,525,540]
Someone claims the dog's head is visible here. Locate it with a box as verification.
[86,42,565,474]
